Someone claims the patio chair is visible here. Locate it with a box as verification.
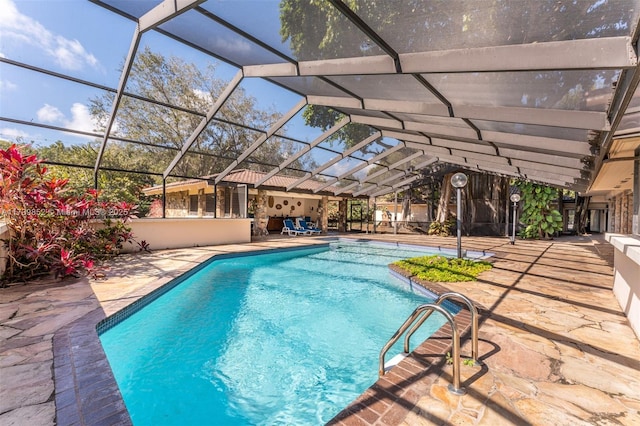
[281,218,308,236]
[296,218,321,235]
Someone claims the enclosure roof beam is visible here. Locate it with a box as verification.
[332,151,428,195]
[392,175,421,189]
[139,0,205,32]
[347,103,608,131]
[378,117,594,159]
[94,0,204,182]
[400,36,636,73]
[455,105,608,131]
[254,116,351,187]
[499,148,586,170]
[314,143,406,193]
[163,69,244,179]
[589,58,640,191]
[215,98,308,184]
[369,186,398,198]
[93,30,141,181]
[243,37,635,77]
[339,153,435,196]
[286,131,381,190]
[334,180,361,196]
[365,175,421,198]
[354,183,384,197]
[353,171,408,197]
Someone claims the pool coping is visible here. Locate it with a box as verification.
[51,241,483,425]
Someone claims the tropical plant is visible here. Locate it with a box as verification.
[513,181,563,239]
[0,145,144,285]
[427,218,455,236]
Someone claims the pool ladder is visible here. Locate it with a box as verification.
[378,292,479,396]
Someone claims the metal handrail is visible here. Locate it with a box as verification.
[378,303,466,395]
[403,292,479,364]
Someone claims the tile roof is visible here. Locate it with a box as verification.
[145,169,356,197]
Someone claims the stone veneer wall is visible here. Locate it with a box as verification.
[254,189,269,236]
[610,191,633,234]
[320,196,328,232]
[338,199,347,232]
[216,187,226,218]
[165,191,189,217]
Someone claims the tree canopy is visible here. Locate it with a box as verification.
[90,47,316,178]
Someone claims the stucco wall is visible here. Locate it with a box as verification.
[263,196,318,222]
[606,233,640,339]
[122,218,251,252]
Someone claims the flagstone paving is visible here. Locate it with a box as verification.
[1,233,638,425]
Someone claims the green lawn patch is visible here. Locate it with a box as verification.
[392,255,492,282]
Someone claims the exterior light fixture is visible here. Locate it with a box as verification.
[450,172,468,258]
[510,193,521,245]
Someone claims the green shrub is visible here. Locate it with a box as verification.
[393,255,492,282]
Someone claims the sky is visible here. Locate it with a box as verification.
[0,0,403,181]
[0,0,317,149]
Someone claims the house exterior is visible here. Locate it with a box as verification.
[142,169,364,235]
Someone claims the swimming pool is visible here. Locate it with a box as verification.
[99,241,460,425]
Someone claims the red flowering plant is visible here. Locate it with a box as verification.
[0,144,145,285]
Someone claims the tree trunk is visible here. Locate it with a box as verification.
[401,191,411,225]
[463,173,509,235]
[575,195,590,235]
[435,173,454,222]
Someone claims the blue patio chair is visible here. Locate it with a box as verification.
[297,218,321,235]
[281,218,308,236]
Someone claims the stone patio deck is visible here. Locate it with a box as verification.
[1,233,638,425]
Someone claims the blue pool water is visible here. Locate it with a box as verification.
[99,241,459,425]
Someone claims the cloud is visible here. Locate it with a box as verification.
[0,79,17,91]
[327,158,363,178]
[37,104,65,123]
[66,103,95,133]
[37,103,97,133]
[192,88,214,106]
[0,0,99,71]
[211,36,252,55]
[0,127,30,140]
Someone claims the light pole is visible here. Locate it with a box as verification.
[510,193,521,245]
[451,172,468,258]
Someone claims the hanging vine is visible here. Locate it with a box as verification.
[513,181,563,239]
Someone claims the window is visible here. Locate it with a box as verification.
[221,185,247,218]
[189,195,198,215]
[205,194,215,215]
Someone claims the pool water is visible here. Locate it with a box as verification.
[99,241,455,425]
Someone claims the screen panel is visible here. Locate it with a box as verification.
[345,0,640,53]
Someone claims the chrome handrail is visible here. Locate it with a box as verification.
[403,292,479,364]
[378,303,465,395]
